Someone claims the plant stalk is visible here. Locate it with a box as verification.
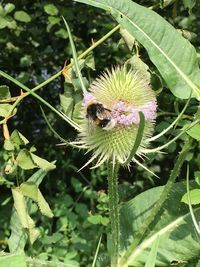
[119,139,191,266]
[107,162,120,267]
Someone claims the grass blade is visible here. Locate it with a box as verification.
[62,17,87,94]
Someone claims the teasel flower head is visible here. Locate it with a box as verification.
[72,65,157,168]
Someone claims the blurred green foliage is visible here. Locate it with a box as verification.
[0,0,200,266]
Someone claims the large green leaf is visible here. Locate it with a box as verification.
[20,182,54,218]
[8,169,52,252]
[14,11,31,22]
[0,253,26,267]
[119,181,200,266]
[75,0,200,100]
[11,187,40,244]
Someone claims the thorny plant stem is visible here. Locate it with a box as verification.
[0,24,120,124]
[107,162,120,267]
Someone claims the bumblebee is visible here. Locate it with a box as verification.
[86,103,116,130]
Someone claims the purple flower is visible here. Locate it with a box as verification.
[111,100,157,125]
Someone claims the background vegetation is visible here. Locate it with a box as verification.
[0,0,200,266]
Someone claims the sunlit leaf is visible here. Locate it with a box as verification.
[0,104,12,117]
[8,209,27,253]
[0,17,9,29]
[16,149,56,171]
[4,3,15,14]
[16,149,37,170]
[195,171,200,185]
[186,123,200,141]
[120,181,200,266]
[10,130,29,147]
[4,158,17,174]
[181,189,200,205]
[0,253,26,267]
[20,182,53,218]
[11,187,40,244]
[144,236,159,267]
[44,4,59,16]
[30,153,56,171]
[37,189,54,218]
[9,169,52,252]
[11,187,30,229]
[76,0,200,99]
[20,182,38,202]
[48,16,60,24]
[14,11,31,22]
[120,28,135,51]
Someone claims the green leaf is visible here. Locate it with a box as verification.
[120,28,135,51]
[0,4,4,16]
[16,149,37,170]
[0,85,11,99]
[0,253,26,267]
[4,3,15,14]
[0,103,12,117]
[20,55,32,67]
[59,93,74,118]
[183,0,196,10]
[11,187,31,229]
[186,123,200,141]
[76,0,200,100]
[4,158,17,174]
[20,182,38,202]
[181,189,200,205]
[101,216,109,226]
[0,17,9,29]
[16,149,56,171]
[119,181,200,266]
[48,16,60,25]
[85,52,95,70]
[42,233,63,245]
[11,187,40,244]
[144,236,159,267]
[8,208,27,253]
[14,11,31,22]
[10,130,29,148]
[30,152,56,171]
[8,169,51,252]
[20,182,54,218]
[7,19,17,29]
[88,214,109,225]
[126,55,151,82]
[28,168,51,185]
[55,28,68,39]
[3,139,15,151]
[72,101,82,124]
[44,4,58,16]
[195,171,200,185]
[88,214,102,224]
